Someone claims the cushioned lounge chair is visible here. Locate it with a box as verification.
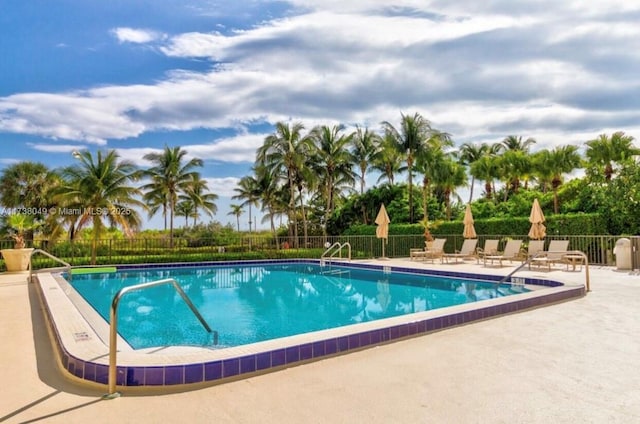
[529,240,569,271]
[483,239,523,267]
[443,239,478,263]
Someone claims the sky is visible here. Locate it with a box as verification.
[1,0,639,230]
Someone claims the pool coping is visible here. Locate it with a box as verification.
[34,259,585,390]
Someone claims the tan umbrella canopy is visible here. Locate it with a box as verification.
[375,204,390,258]
[463,204,477,239]
[528,198,546,239]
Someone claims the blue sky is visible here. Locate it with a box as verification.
[1,0,639,230]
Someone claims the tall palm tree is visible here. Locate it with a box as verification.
[458,143,489,203]
[232,175,260,234]
[143,187,169,230]
[228,204,244,232]
[351,126,380,225]
[351,126,380,195]
[180,174,218,226]
[383,112,450,223]
[497,136,536,194]
[257,121,311,247]
[309,124,356,236]
[470,155,500,200]
[497,150,532,200]
[253,164,283,239]
[142,146,203,243]
[546,145,583,213]
[432,155,467,220]
[585,131,639,181]
[56,150,142,264]
[175,199,196,227]
[370,132,406,185]
[499,135,537,152]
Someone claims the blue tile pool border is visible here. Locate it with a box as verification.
[38,259,584,388]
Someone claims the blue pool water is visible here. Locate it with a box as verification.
[69,263,527,350]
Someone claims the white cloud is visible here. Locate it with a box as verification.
[27,143,88,153]
[111,27,164,44]
[0,1,639,151]
[204,177,241,198]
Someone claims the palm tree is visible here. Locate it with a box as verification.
[56,150,142,264]
[175,199,196,227]
[383,112,445,223]
[232,175,260,234]
[141,146,203,244]
[228,204,244,232]
[497,150,531,200]
[253,164,283,239]
[545,145,583,213]
[370,132,406,185]
[0,161,61,240]
[432,155,468,220]
[470,155,500,200]
[458,143,489,203]
[309,124,356,236]
[257,121,311,247]
[143,187,169,230]
[496,136,536,195]
[180,174,218,226]
[585,131,639,181]
[499,135,536,152]
[351,126,380,224]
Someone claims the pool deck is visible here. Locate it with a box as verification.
[1,258,639,423]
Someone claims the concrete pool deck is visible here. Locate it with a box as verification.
[1,259,639,423]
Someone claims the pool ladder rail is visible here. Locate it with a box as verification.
[320,242,351,274]
[104,278,217,399]
[497,250,591,292]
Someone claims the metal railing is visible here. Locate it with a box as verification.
[29,249,71,282]
[321,242,351,261]
[104,278,214,399]
[2,234,631,268]
[497,250,591,292]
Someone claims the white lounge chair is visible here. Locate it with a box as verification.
[524,240,545,261]
[476,239,499,264]
[443,239,478,263]
[529,240,570,271]
[483,239,523,267]
[411,238,447,263]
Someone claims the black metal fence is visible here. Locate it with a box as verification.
[2,234,635,272]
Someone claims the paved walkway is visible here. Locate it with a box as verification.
[1,261,639,423]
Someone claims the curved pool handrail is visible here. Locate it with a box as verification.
[29,249,72,283]
[105,278,214,399]
[498,250,590,292]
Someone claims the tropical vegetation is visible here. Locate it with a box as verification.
[1,112,640,268]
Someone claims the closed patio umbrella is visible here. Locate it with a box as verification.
[463,204,477,239]
[375,204,390,259]
[528,198,546,240]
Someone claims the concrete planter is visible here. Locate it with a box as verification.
[1,248,34,272]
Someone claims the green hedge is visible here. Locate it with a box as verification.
[343,213,607,237]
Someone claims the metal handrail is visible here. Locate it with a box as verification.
[104,278,214,399]
[29,249,72,282]
[321,242,351,261]
[497,250,590,292]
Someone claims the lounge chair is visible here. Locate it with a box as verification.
[476,239,499,264]
[529,240,569,271]
[411,238,446,263]
[443,239,478,263]
[523,240,545,262]
[483,239,523,267]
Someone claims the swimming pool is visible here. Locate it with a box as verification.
[35,259,585,389]
[69,263,527,350]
